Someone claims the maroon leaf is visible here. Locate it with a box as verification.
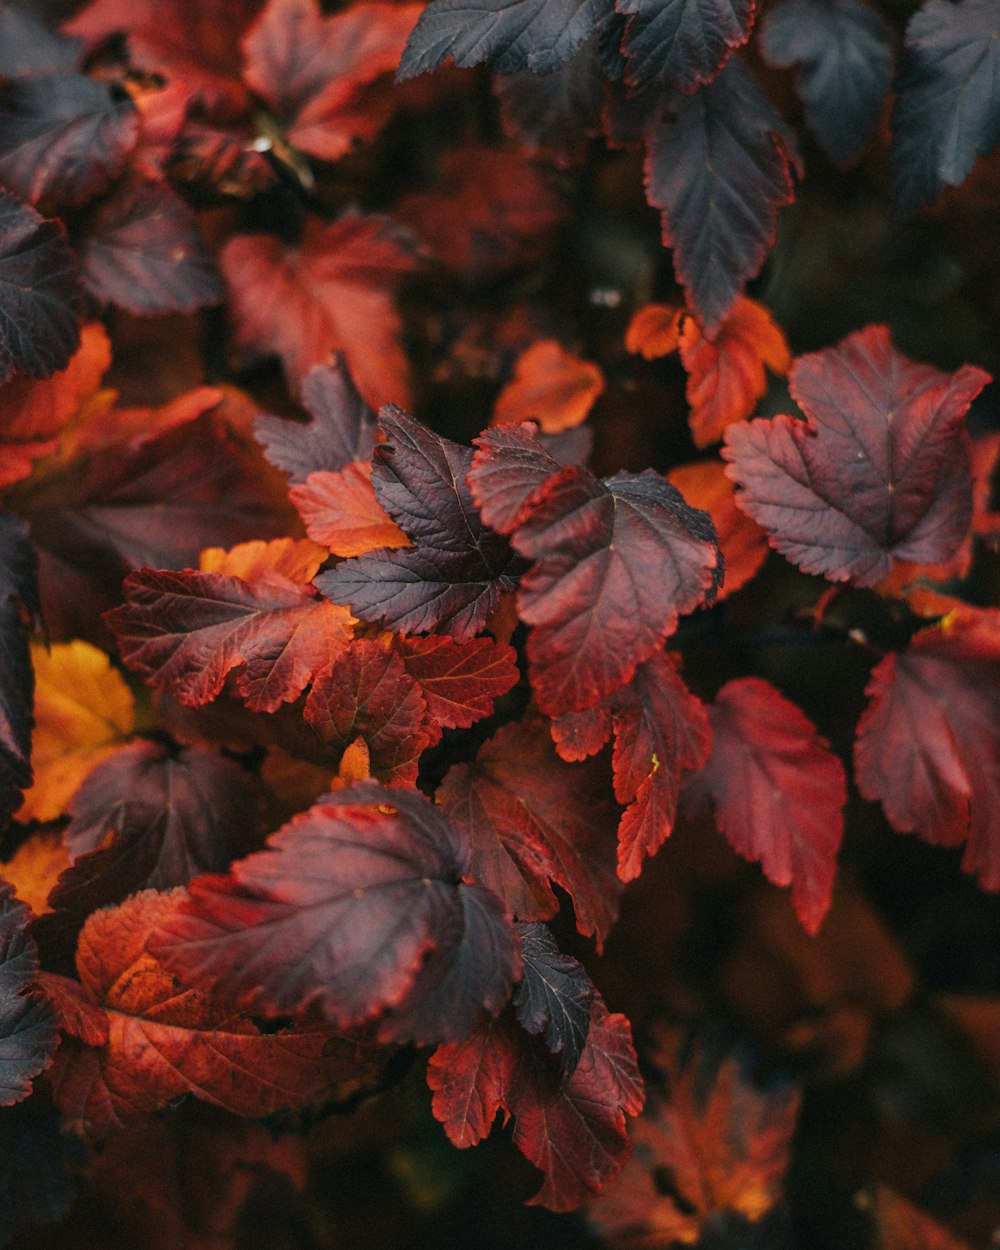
[722,326,991,587]
[0,190,81,385]
[854,609,1000,889]
[644,59,800,333]
[494,40,605,168]
[760,0,893,167]
[891,0,1000,215]
[427,995,643,1211]
[0,74,138,209]
[303,639,432,785]
[254,357,377,484]
[399,0,612,77]
[148,783,520,1044]
[619,0,756,93]
[438,718,621,943]
[0,516,38,827]
[78,177,223,314]
[317,407,522,643]
[471,425,721,715]
[684,677,846,934]
[513,921,594,1078]
[0,885,57,1107]
[106,566,354,713]
[397,635,520,733]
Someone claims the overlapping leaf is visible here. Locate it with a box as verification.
[0,517,38,828]
[618,0,756,93]
[0,885,57,1106]
[398,0,612,78]
[48,889,380,1138]
[427,994,643,1210]
[149,783,520,1044]
[494,41,605,167]
[891,0,1000,215]
[470,422,721,714]
[317,407,522,643]
[854,609,1000,889]
[684,677,846,933]
[724,326,991,587]
[220,212,417,408]
[513,921,594,1078]
[397,635,520,732]
[667,460,769,597]
[290,461,410,557]
[494,340,604,434]
[0,7,81,77]
[644,60,800,333]
[761,0,893,167]
[438,718,620,942]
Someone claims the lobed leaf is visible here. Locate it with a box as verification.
[513,921,594,1078]
[0,885,57,1106]
[618,0,756,94]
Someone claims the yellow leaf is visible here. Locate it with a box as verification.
[0,828,70,915]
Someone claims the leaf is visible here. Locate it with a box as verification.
[290,461,411,557]
[317,407,522,643]
[241,0,421,161]
[470,424,721,714]
[148,783,520,1044]
[667,460,768,598]
[0,322,111,490]
[396,147,563,282]
[198,536,327,583]
[220,211,417,409]
[254,357,377,484]
[303,639,432,784]
[0,515,38,828]
[49,889,381,1138]
[722,326,991,587]
[0,73,138,209]
[398,0,612,77]
[106,566,354,713]
[591,1030,799,1245]
[0,829,70,917]
[513,921,594,1078]
[618,0,756,93]
[624,302,683,359]
[644,59,800,334]
[427,995,643,1211]
[890,0,1000,215]
[684,677,846,934]
[438,717,621,943]
[493,340,604,434]
[760,0,893,167]
[678,297,791,447]
[0,884,58,1106]
[874,1186,974,1250]
[494,40,605,168]
[17,640,134,824]
[0,7,82,77]
[396,634,520,732]
[853,609,1000,890]
[0,189,81,385]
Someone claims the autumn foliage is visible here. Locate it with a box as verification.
[1,0,1000,1248]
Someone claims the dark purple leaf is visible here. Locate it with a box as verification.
[891,0,1000,215]
[513,921,594,1078]
[0,189,81,384]
[494,39,605,167]
[0,74,138,208]
[254,357,377,485]
[644,60,800,333]
[618,0,756,93]
[0,885,57,1106]
[0,8,82,77]
[398,0,614,77]
[316,407,522,643]
[0,515,38,828]
[78,177,223,314]
[761,0,892,167]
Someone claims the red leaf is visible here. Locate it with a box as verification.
[724,326,991,587]
[619,0,757,93]
[875,1186,974,1250]
[303,639,432,785]
[290,460,410,557]
[493,340,604,434]
[148,783,520,1044]
[107,566,353,713]
[679,296,791,447]
[241,0,420,161]
[396,634,520,733]
[471,424,721,714]
[438,717,621,943]
[220,211,417,408]
[854,608,1000,889]
[49,889,380,1138]
[428,995,643,1211]
[0,885,57,1106]
[685,678,847,934]
[668,459,769,598]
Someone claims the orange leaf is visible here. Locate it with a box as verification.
[18,642,134,823]
[199,536,329,583]
[290,460,411,557]
[0,829,71,916]
[493,340,604,434]
[624,304,683,360]
[680,297,790,447]
[668,460,769,598]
